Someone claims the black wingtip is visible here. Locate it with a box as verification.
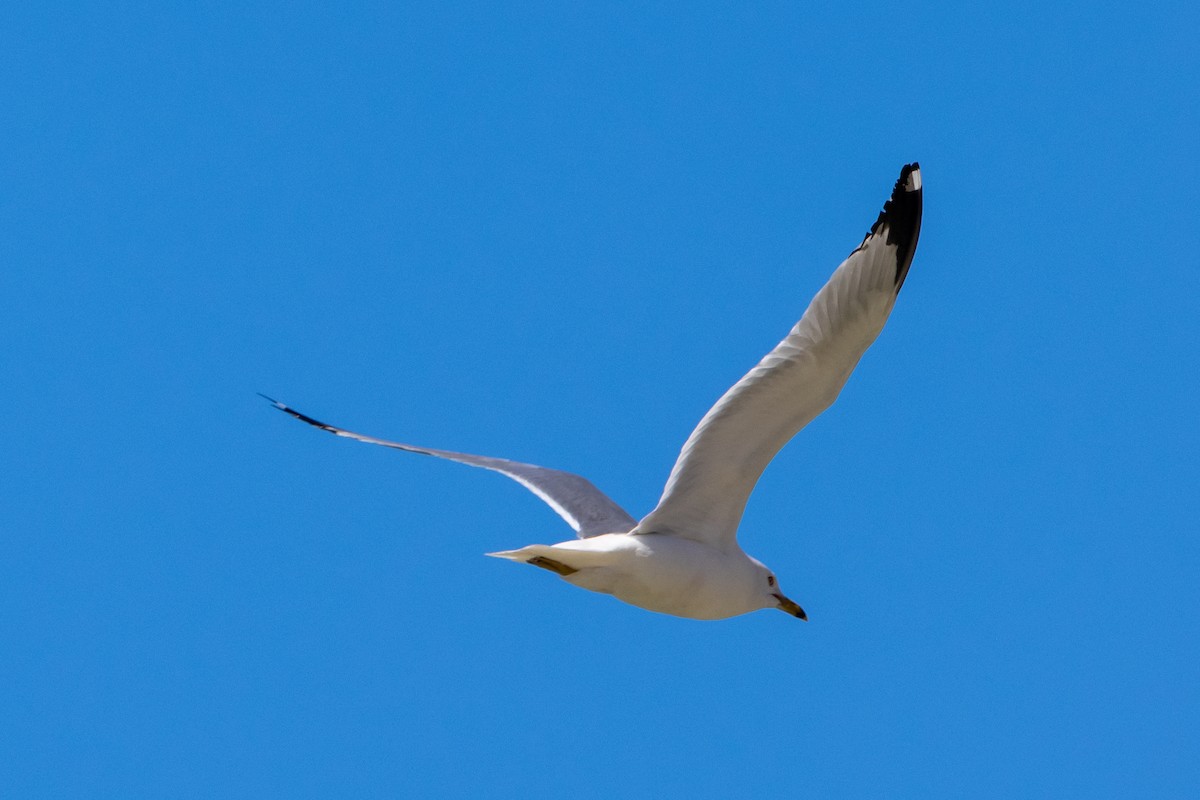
[878,162,922,290]
[258,393,340,433]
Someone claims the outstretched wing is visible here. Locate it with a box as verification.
[261,395,636,538]
[634,163,922,551]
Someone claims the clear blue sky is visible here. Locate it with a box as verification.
[3,2,1197,797]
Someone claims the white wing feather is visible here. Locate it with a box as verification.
[633,164,922,551]
[260,396,636,538]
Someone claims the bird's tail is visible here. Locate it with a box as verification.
[485,545,552,562]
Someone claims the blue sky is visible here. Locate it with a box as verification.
[3,2,1197,797]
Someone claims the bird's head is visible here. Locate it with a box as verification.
[750,559,807,620]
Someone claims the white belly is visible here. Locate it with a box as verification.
[557,533,763,620]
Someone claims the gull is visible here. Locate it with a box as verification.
[262,163,922,621]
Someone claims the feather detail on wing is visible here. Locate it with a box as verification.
[260,395,636,538]
[633,163,922,550]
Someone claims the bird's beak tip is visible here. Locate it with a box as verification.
[773,593,807,620]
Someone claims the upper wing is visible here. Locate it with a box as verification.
[261,395,637,538]
[633,163,922,551]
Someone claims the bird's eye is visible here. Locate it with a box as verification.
[767,576,776,587]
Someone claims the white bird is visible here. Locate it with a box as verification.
[263,163,922,621]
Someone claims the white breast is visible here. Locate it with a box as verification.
[562,534,765,620]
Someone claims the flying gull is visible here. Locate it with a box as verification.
[262,162,922,620]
